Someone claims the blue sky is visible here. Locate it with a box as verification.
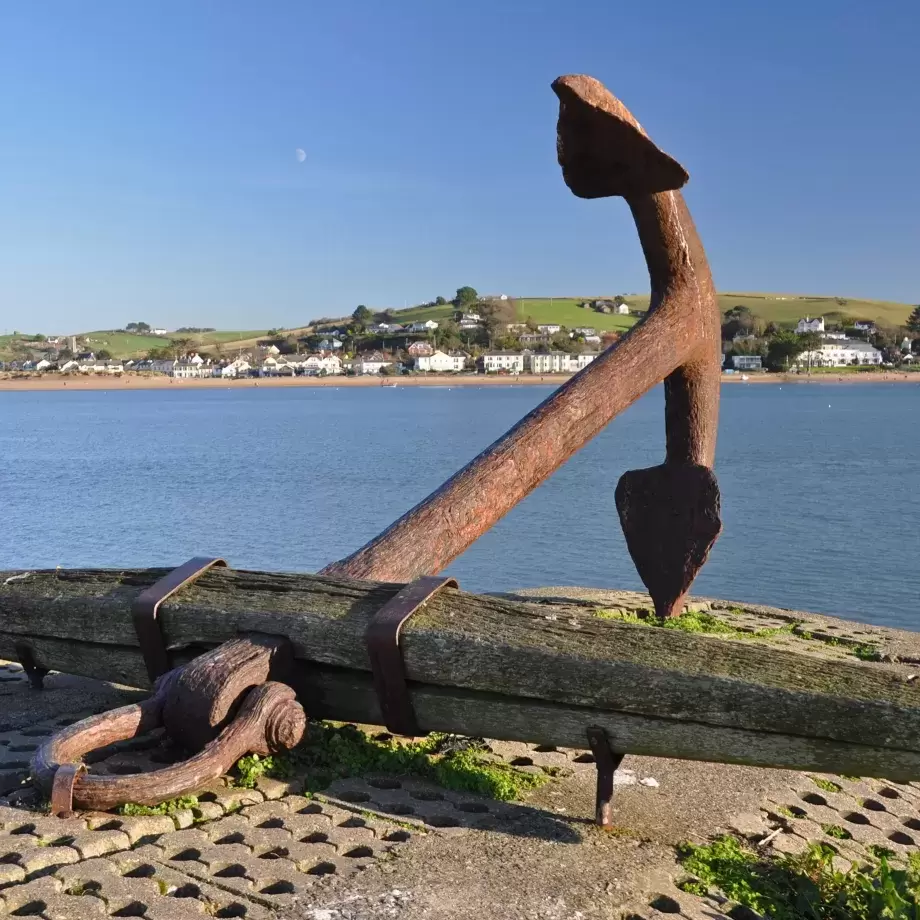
[1,0,917,333]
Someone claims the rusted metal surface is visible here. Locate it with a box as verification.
[323,75,722,615]
[50,762,85,818]
[133,556,227,681]
[586,726,625,829]
[366,576,459,736]
[33,638,306,811]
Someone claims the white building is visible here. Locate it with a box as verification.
[414,350,468,373]
[797,341,883,367]
[822,331,849,341]
[615,303,630,315]
[537,324,561,335]
[302,353,342,375]
[571,327,597,336]
[795,316,825,334]
[525,351,598,374]
[731,355,763,371]
[353,352,393,375]
[408,320,439,333]
[459,313,482,323]
[854,321,877,333]
[152,328,168,336]
[317,337,343,350]
[218,358,251,378]
[481,352,525,374]
[152,354,211,377]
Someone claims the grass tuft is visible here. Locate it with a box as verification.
[678,834,920,919]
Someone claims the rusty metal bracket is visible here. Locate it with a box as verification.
[366,576,459,736]
[14,641,49,691]
[133,557,227,682]
[586,726,625,829]
[50,763,86,818]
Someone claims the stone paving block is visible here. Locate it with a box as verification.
[205,788,264,814]
[238,800,292,826]
[200,815,255,847]
[15,844,81,875]
[70,829,132,859]
[0,874,62,910]
[0,862,26,887]
[255,777,296,801]
[41,891,109,920]
[191,802,224,823]
[56,857,163,915]
[153,828,213,861]
[106,815,178,846]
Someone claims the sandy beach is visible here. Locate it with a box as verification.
[0,370,919,392]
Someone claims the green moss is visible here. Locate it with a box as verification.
[867,845,897,862]
[235,723,548,802]
[822,824,852,840]
[116,795,198,817]
[810,776,843,793]
[593,606,801,643]
[234,753,289,789]
[678,834,920,919]
[594,609,648,624]
[851,644,882,662]
[776,805,796,819]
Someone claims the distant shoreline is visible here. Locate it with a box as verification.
[1,370,919,393]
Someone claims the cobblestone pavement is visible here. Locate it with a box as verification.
[3,639,920,920]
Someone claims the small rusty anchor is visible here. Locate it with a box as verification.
[324,75,722,617]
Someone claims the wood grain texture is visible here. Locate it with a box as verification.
[4,567,920,778]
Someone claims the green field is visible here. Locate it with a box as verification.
[515,298,639,332]
[79,329,268,358]
[392,292,914,333]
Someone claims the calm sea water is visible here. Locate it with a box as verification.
[2,384,918,630]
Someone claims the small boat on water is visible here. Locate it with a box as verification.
[740,374,749,381]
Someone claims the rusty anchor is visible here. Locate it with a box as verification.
[324,75,722,619]
[33,75,723,823]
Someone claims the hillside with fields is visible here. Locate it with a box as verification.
[384,292,914,333]
[2,292,913,364]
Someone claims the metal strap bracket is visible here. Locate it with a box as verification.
[50,763,87,818]
[586,726,626,829]
[365,575,458,736]
[132,557,227,683]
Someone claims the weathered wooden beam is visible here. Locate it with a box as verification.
[2,567,920,779]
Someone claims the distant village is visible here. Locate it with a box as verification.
[3,291,919,380]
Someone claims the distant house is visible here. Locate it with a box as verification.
[408,320,439,333]
[151,354,210,378]
[407,341,434,357]
[263,344,281,355]
[731,355,763,371]
[414,350,468,373]
[901,337,914,354]
[583,335,602,346]
[152,328,168,336]
[525,352,598,374]
[317,337,343,350]
[795,317,825,334]
[353,352,393,375]
[303,353,343,375]
[822,331,849,341]
[504,323,528,334]
[480,352,525,374]
[614,303,630,315]
[536,324,561,335]
[218,358,251,378]
[796,341,882,367]
[369,323,404,334]
[518,333,551,346]
[853,320,877,333]
[35,358,53,372]
[457,312,482,324]
[571,327,597,337]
